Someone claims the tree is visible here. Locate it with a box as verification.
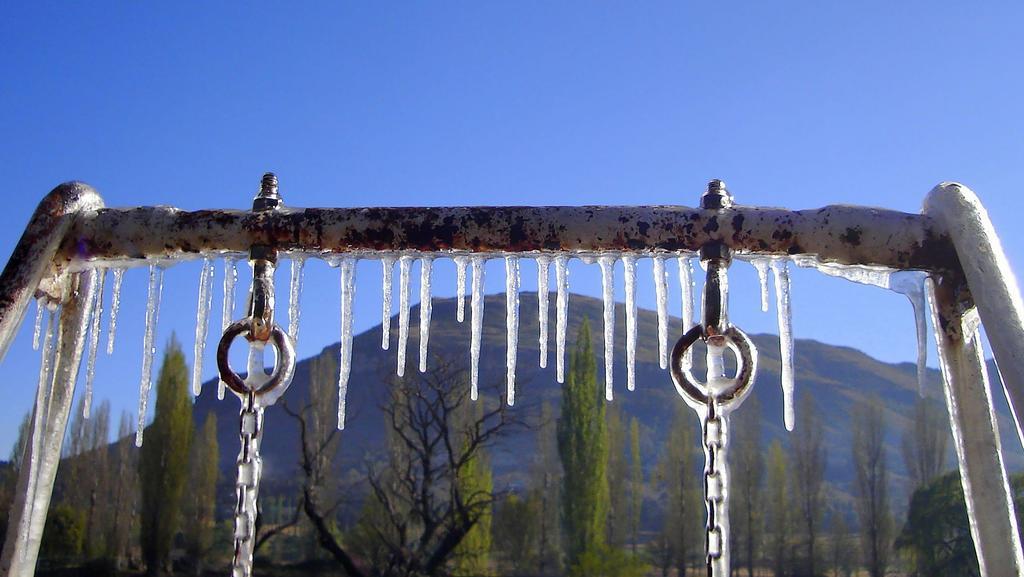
[853,396,892,577]
[493,493,540,575]
[791,393,826,577]
[293,353,516,577]
[828,505,856,577]
[558,318,609,566]
[605,405,628,548]
[63,398,111,559]
[731,394,764,577]
[40,504,86,561]
[901,396,948,490]
[110,411,140,569]
[765,439,791,577]
[530,401,562,575]
[139,337,194,575]
[657,404,701,577]
[453,400,494,576]
[184,413,219,574]
[628,417,642,555]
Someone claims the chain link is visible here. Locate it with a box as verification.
[232,392,264,577]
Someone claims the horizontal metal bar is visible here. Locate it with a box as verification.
[60,203,961,273]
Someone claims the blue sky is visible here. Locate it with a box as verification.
[1,2,1023,451]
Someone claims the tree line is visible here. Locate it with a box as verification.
[0,323,1016,576]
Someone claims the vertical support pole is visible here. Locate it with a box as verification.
[924,182,1024,449]
[928,275,1024,577]
[1,270,97,577]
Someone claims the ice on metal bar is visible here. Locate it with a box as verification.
[770,259,795,431]
[678,256,695,368]
[397,255,412,377]
[106,268,125,355]
[337,257,357,429]
[419,256,434,373]
[219,257,239,400]
[623,255,638,391]
[83,271,106,418]
[136,265,165,447]
[505,256,520,406]
[555,255,570,384]
[891,271,930,396]
[537,256,551,369]
[653,256,669,370]
[381,255,396,350]
[36,307,56,424]
[598,255,617,401]
[470,256,486,400]
[288,256,305,344]
[455,255,469,323]
[751,258,770,312]
[191,258,215,397]
[32,298,43,350]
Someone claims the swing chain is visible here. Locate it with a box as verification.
[232,391,264,577]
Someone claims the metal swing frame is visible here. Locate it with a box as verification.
[1,179,1023,576]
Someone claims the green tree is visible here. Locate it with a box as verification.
[765,439,791,577]
[139,337,194,575]
[628,417,642,555]
[185,412,219,574]
[605,406,628,548]
[493,493,539,575]
[454,449,493,576]
[40,504,86,561]
[558,318,609,566]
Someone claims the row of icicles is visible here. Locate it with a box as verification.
[31,252,929,446]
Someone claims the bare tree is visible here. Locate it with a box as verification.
[853,395,892,577]
[529,401,562,575]
[900,396,948,490]
[730,395,764,577]
[791,393,826,577]
[290,353,520,577]
[764,439,790,577]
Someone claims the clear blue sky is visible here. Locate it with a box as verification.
[1,2,1023,452]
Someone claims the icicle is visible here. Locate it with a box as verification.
[287,256,305,343]
[505,256,521,406]
[470,257,486,400]
[397,255,413,377]
[455,256,469,323]
[32,299,44,350]
[337,257,357,429]
[598,255,617,401]
[419,256,434,373]
[752,258,771,312]
[537,256,551,369]
[770,259,795,431]
[653,257,669,370]
[105,268,125,355]
[555,255,570,384]
[678,256,695,368]
[136,265,165,447]
[623,255,638,391]
[891,271,930,396]
[381,255,396,350]
[218,257,238,400]
[36,307,57,424]
[190,259,215,397]
[83,271,106,418]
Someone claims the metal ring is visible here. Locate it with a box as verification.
[216,320,296,398]
[670,325,757,408]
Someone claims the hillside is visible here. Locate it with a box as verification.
[193,291,1024,520]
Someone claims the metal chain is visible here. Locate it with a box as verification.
[232,391,264,577]
[701,398,729,577]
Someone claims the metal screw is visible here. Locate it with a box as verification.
[253,172,282,211]
[701,179,734,210]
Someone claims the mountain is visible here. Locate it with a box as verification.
[193,291,1024,516]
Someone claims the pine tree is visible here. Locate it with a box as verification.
[558,318,609,566]
[605,405,628,547]
[185,413,219,574]
[139,337,194,575]
[628,417,642,555]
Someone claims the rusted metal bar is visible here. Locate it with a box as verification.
[0,183,103,363]
[59,203,961,273]
[1,271,97,577]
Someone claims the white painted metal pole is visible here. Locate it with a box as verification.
[0,271,97,577]
[924,181,1024,449]
[928,276,1024,577]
